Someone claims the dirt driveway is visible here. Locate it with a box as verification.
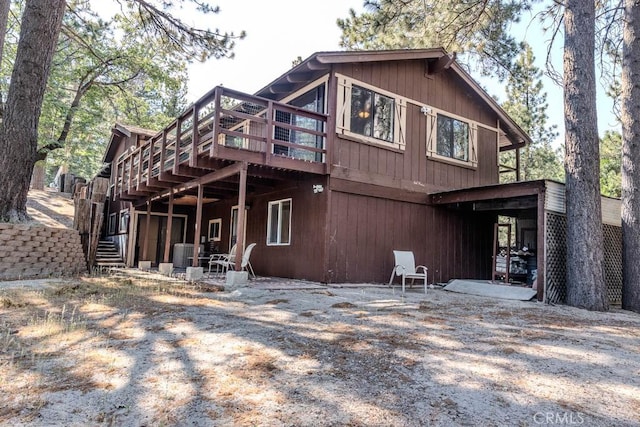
[1,272,639,426]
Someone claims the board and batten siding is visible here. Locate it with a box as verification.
[330,61,500,193]
[200,176,329,282]
[325,190,495,284]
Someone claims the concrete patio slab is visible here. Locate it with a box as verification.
[443,279,537,301]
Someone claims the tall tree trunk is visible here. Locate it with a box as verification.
[563,0,608,310]
[0,0,10,68]
[0,0,66,221]
[0,0,10,117]
[622,0,640,313]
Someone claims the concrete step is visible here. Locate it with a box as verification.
[95,261,126,267]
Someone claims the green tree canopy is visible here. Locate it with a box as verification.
[1,0,244,186]
[337,0,534,78]
[600,130,621,198]
[0,0,244,220]
[500,43,563,182]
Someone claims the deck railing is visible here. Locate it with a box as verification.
[114,86,328,198]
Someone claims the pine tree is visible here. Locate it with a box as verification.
[337,0,533,78]
[563,0,608,311]
[600,130,622,198]
[501,44,563,182]
[0,0,66,222]
[0,0,244,221]
[621,0,640,313]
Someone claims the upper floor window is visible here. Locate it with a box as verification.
[336,74,406,150]
[274,83,326,162]
[427,110,478,168]
[350,85,394,142]
[437,114,469,162]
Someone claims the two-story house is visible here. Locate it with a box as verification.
[100,49,623,304]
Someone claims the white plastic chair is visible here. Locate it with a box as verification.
[216,243,256,279]
[208,243,237,275]
[388,250,428,293]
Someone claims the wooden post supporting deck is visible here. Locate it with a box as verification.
[192,184,204,267]
[142,201,151,261]
[163,191,174,263]
[234,162,248,271]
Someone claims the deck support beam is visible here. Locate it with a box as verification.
[163,191,174,264]
[234,162,248,272]
[192,184,204,267]
[142,201,151,262]
[151,162,245,203]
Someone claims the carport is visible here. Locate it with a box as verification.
[430,180,623,305]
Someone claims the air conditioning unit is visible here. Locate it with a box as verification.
[173,243,194,268]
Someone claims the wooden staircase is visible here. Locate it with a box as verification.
[95,240,126,268]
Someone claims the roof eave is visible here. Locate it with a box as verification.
[449,62,532,149]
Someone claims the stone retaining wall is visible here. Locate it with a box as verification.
[0,223,87,281]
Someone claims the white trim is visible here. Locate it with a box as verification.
[220,76,329,151]
[208,218,222,242]
[279,75,329,106]
[108,212,117,235]
[415,101,500,134]
[335,73,405,102]
[266,198,292,246]
[118,209,129,233]
[426,112,478,169]
[335,73,500,135]
[334,73,407,151]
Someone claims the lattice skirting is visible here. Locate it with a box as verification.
[544,213,622,305]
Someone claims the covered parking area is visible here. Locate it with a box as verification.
[430,180,623,305]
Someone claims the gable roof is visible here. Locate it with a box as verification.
[254,49,531,150]
[102,122,157,164]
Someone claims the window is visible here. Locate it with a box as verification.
[426,110,478,168]
[119,210,129,233]
[267,199,291,246]
[350,85,394,142]
[108,213,117,235]
[208,218,222,242]
[437,114,469,161]
[336,74,406,150]
[274,84,326,162]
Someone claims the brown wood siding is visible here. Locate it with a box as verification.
[331,61,500,193]
[200,176,329,281]
[327,189,495,283]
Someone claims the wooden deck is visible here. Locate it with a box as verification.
[113,86,328,203]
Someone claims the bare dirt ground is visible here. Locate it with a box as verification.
[25,188,74,229]
[1,271,639,426]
